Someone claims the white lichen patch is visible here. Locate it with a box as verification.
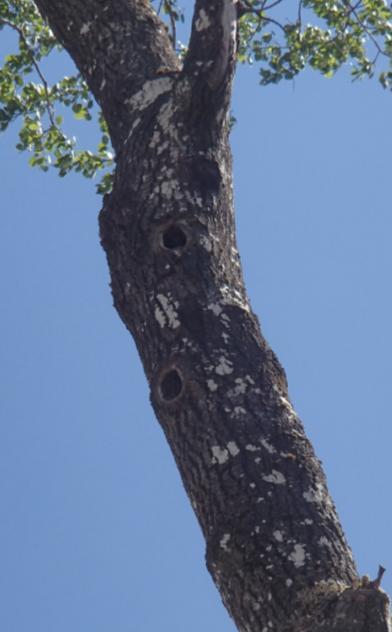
[280,395,297,418]
[126,77,173,112]
[154,294,180,329]
[260,438,276,454]
[280,451,295,459]
[221,284,250,313]
[207,379,218,392]
[161,180,177,199]
[227,441,240,457]
[286,578,293,587]
[200,235,212,252]
[157,140,170,156]
[303,483,325,504]
[273,530,284,542]
[288,544,306,568]
[157,95,178,133]
[318,536,331,547]
[80,22,92,35]
[234,377,247,394]
[211,441,239,464]
[233,406,246,417]
[215,356,233,375]
[221,313,230,326]
[245,444,259,452]
[195,8,211,31]
[207,302,223,316]
[181,337,197,351]
[314,579,348,596]
[154,306,166,329]
[228,377,249,399]
[262,470,286,485]
[220,533,231,551]
[124,117,141,144]
[211,445,229,464]
[174,189,184,201]
[149,130,161,148]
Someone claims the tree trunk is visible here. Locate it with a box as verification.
[33,1,391,630]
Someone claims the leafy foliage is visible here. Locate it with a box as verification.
[1,0,392,193]
[238,0,392,86]
[0,0,113,193]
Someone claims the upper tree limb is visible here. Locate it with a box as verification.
[33,0,179,148]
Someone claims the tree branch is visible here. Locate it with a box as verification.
[0,15,56,128]
[184,0,238,90]
[33,0,180,149]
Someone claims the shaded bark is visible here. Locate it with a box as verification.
[33,1,390,630]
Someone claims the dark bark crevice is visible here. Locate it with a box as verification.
[32,1,391,631]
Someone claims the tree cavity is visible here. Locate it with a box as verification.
[159,368,183,402]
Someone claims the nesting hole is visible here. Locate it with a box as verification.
[159,368,183,402]
[162,224,188,250]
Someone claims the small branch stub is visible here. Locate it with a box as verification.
[370,565,387,589]
[159,367,183,402]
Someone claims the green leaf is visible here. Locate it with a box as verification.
[2,0,392,195]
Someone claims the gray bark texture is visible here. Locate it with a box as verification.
[33,1,391,630]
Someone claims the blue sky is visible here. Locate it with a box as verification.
[1,5,391,632]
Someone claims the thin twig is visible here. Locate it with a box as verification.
[0,16,56,126]
[347,1,387,58]
[262,0,283,11]
[298,0,303,27]
[169,9,176,50]
[241,0,286,32]
[261,16,286,33]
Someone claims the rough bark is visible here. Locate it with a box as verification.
[33,1,391,631]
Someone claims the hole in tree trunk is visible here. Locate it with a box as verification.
[162,224,187,250]
[159,368,183,401]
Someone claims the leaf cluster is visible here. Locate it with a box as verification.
[1,0,392,192]
[0,0,113,194]
[238,0,392,87]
